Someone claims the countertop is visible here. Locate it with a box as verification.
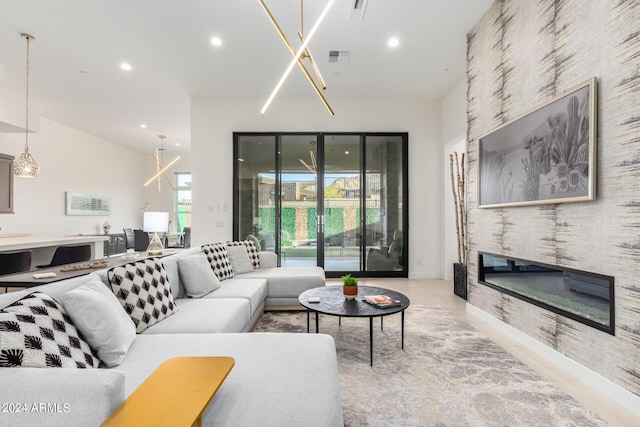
[0,235,110,252]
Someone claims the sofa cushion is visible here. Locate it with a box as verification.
[61,277,136,368]
[141,298,251,334]
[238,266,325,298]
[225,245,254,274]
[0,292,99,369]
[159,255,183,299]
[201,243,234,281]
[108,258,177,333]
[203,278,267,314]
[178,253,221,298]
[227,240,260,268]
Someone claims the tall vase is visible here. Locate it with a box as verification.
[453,263,467,300]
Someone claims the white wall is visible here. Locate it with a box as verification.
[441,79,468,279]
[440,79,468,143]
[0,117,146,236]
[191,98,443,278]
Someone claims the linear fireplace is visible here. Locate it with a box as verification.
[478,252,615,334]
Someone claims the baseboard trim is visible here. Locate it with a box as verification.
[408,272,440,279]
[466,303,640,418]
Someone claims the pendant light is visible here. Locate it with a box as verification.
[144,135,180,191]
[14,33,40,178]
[259,0,336,116]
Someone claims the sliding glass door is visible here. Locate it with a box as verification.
[323,135,361,272]
[234,132,407,277]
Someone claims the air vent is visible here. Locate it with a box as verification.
[348,0,368,22]
[328,50,351,63]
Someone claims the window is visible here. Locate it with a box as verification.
[175,173,191,233]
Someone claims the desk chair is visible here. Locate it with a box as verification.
[133,229,150,252]
[183,227,191,248]
[37,244,91,269]
[123,228,135,250]
[166,227,191,249]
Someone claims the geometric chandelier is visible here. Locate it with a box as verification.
[14,33,40,178]
[258,0,336,116]
[144,135,180,191]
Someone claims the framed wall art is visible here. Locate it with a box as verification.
[65,192,111,215]
[478,78,597,208]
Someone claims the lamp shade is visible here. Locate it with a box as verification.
[143,212,169,233]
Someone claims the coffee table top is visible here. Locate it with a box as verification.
[299,285,410,318]
[101,356,234,426]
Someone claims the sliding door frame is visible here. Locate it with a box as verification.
[233,132,408,278]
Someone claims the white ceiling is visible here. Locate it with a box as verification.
[0,0,492,153]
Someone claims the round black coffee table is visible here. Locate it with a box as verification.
[299,285,410,366]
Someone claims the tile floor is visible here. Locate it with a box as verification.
[327,277,640,426]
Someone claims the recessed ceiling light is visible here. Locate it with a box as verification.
[120,62,132,71]
[140,124,147,128]
[387,37,399,48]
[174,143,180,147]
[345,150,350,155]
[210,37,222,47]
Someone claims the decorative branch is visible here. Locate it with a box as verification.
[450,151,467,266]
[449,154,461,264]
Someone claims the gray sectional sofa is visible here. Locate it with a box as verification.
[0,245,342,426]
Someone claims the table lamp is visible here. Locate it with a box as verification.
[143,211,169,255]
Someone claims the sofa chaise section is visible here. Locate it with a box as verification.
[119,333,343,426]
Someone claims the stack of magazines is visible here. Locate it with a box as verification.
[362,294,401,308]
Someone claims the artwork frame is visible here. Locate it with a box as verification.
[65,192,111,216]
[478,78,597,208]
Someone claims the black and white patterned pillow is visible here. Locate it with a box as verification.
[108,258,177,333]
[201,243,235,280]
[227,240,260,269]
[0,292,99,368]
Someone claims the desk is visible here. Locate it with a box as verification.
[0,235,110,268]
[101,357,234,427]
[0,250,179,291]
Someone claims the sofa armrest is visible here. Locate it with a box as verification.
[258,251,277,268]
[0,368,125,427]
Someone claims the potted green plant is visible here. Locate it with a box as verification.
[342,274,359,299]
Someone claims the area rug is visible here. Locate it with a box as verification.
[252,305,606,426]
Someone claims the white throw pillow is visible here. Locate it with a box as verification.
[226,244,254,274]
[178,253,221,298]
[61,278,136,367]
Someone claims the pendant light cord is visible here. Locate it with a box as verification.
[24,34,31,153]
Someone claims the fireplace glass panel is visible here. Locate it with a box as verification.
[478,252,614,334]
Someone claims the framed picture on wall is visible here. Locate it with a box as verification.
[478,77,597,208]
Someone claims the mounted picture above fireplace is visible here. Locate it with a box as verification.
[478,78,597,208]
[478,252,614,335]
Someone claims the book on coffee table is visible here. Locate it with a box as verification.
[362,294,401,308]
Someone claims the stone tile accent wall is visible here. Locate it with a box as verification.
[467,0,640,397]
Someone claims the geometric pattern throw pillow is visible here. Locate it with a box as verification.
[201,243,235,281]
[107,258,177,333]
[0,292,100,368]
[227,240,260,269]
